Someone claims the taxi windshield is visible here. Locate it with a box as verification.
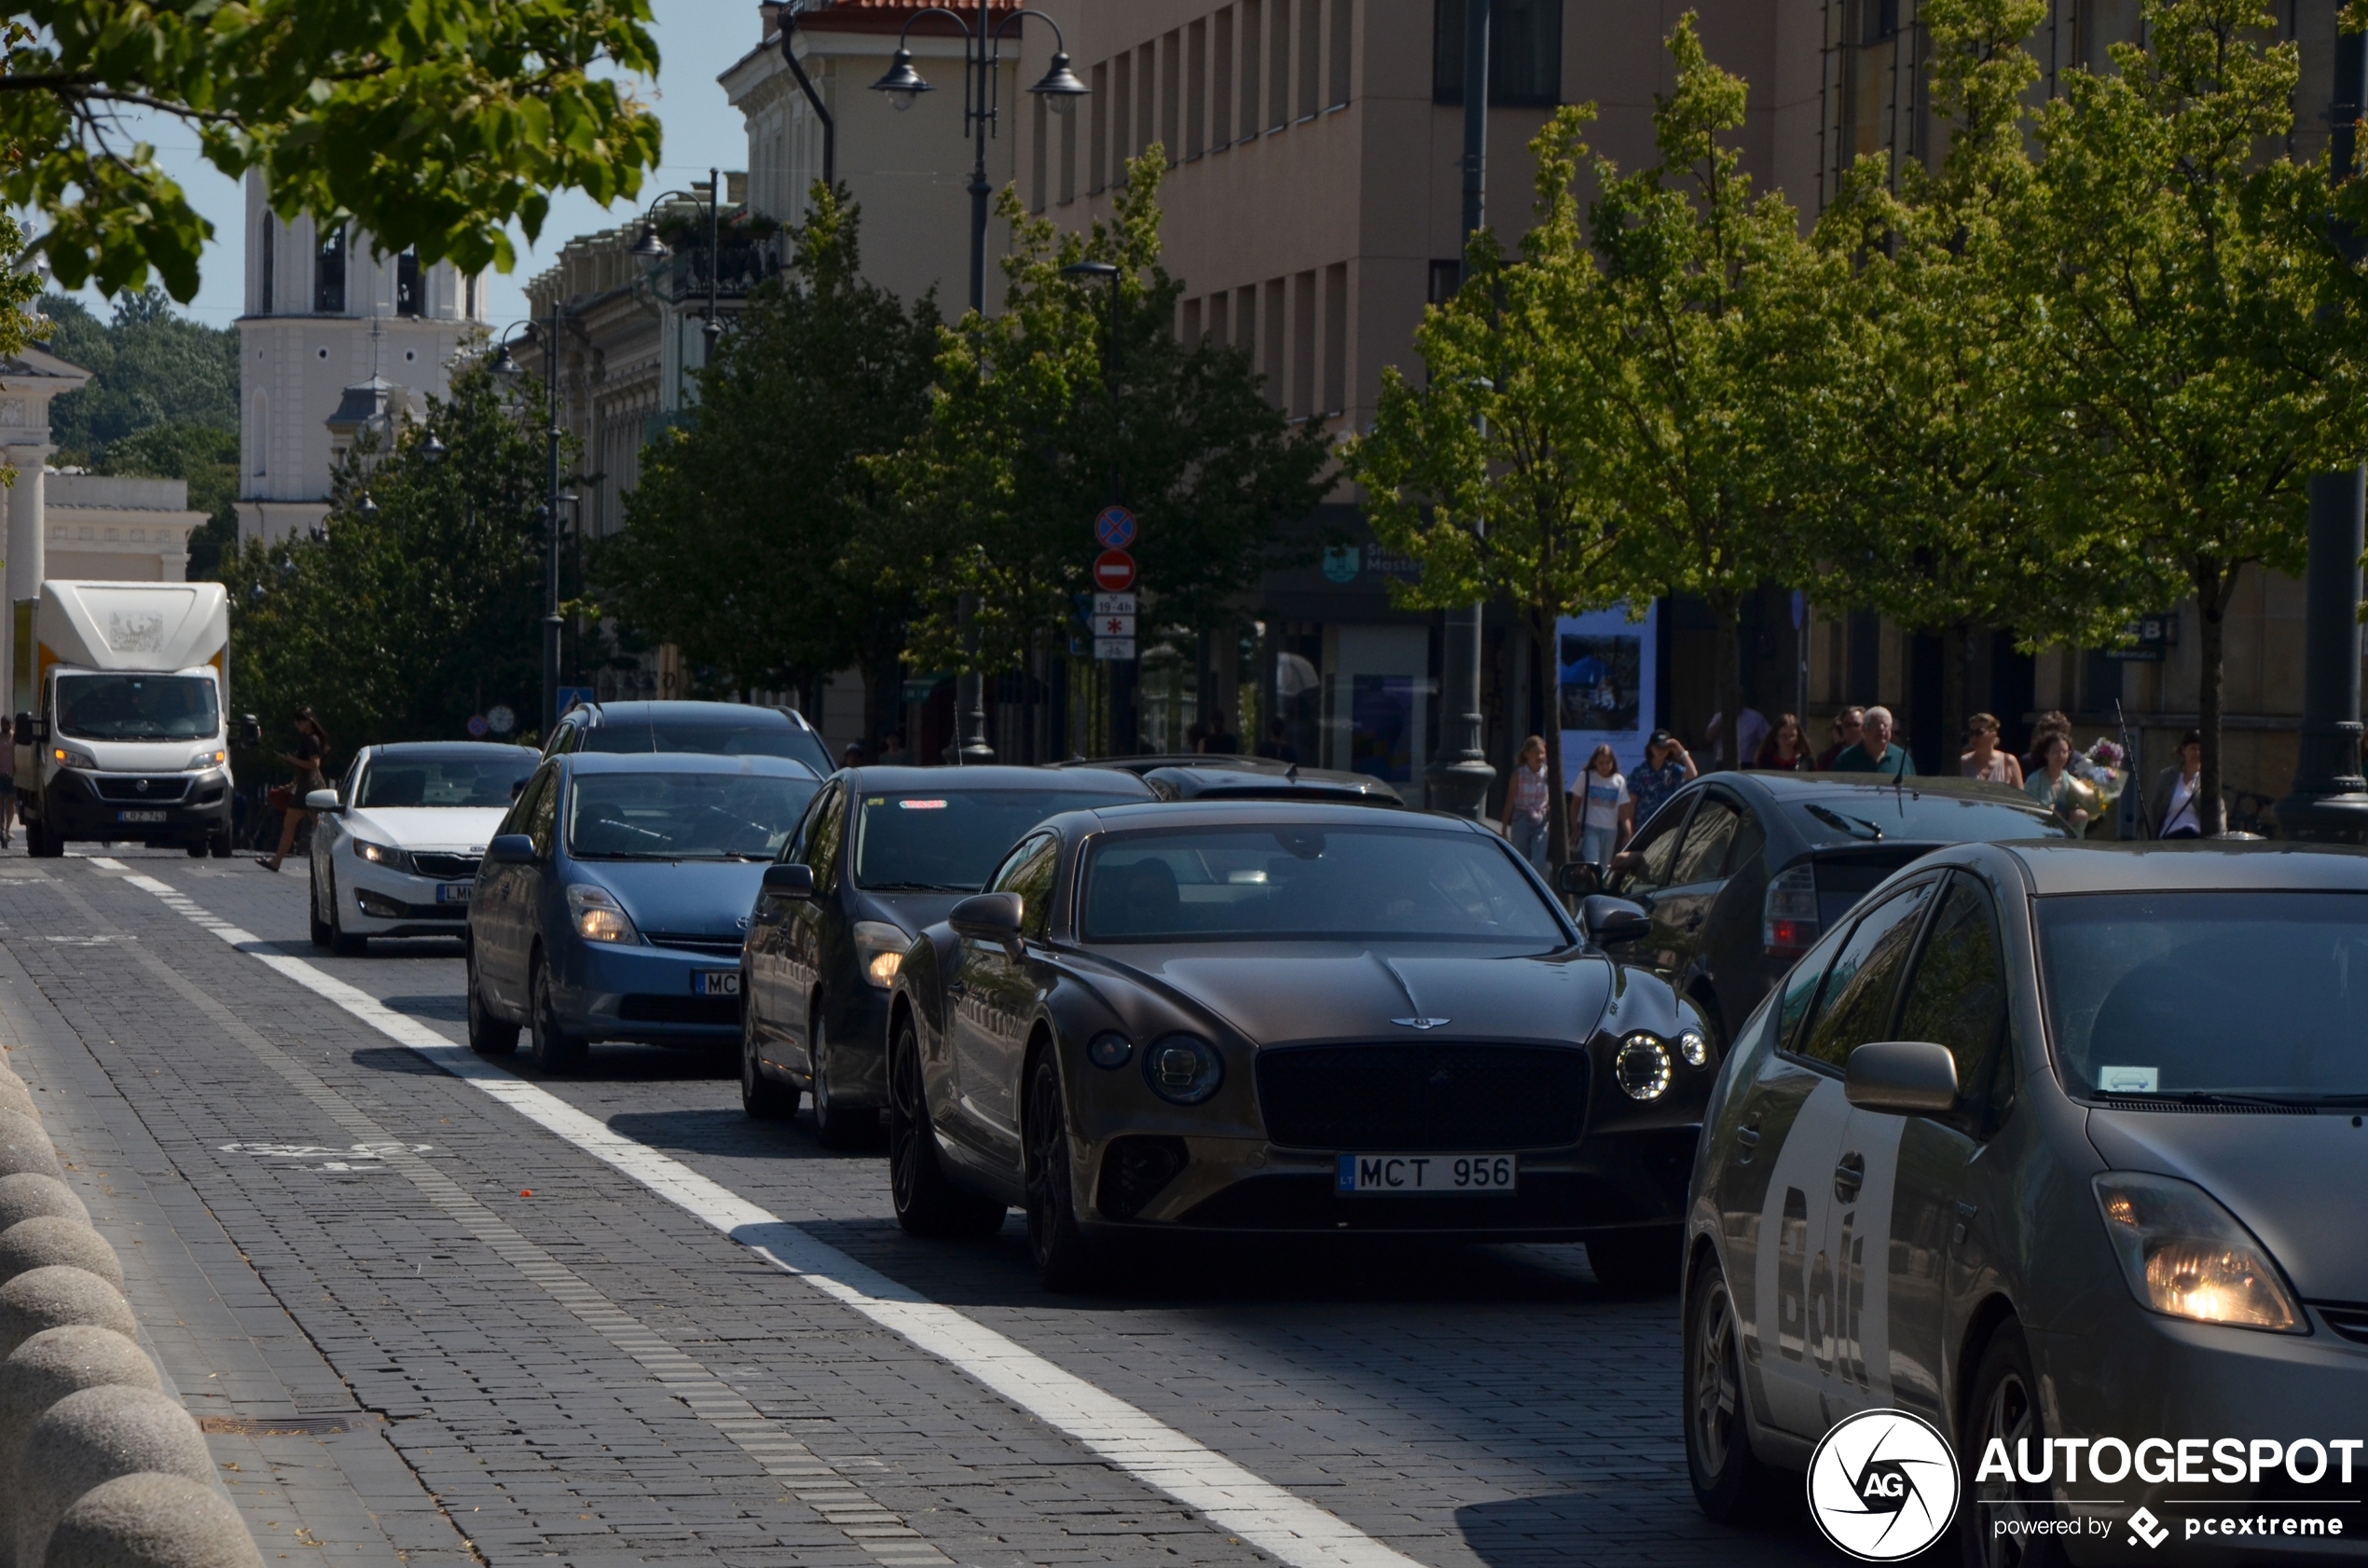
[1081,826,1567,944]
[852,791,1122,891]
[2039,891,2368,1103]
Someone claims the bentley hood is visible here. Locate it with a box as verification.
[1087,942,1615,1046]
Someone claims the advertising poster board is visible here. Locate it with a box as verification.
[1557,603,1658,782]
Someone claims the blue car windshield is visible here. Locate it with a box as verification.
[567,772,820,860]
[1081,826,1567,944]
[2040,891,2368,1101]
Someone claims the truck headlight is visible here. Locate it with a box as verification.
[566,884,640,944]
[852,921,909,988]
[2092,1172,2304,1333]
[351,837,411,873]
[50,745,96,769]
[186,748,227,769]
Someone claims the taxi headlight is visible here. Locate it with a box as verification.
[565,884,640,945]
[852,920,908,989]
[1616,1033,1673,1101]
[1143,1034,1221,1104]
[2092,1172,2303,1333]
[1677,1027,1710,1068]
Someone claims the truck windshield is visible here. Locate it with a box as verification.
[54,674,219,742]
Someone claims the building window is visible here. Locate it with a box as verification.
[1163,30,1182,162]
[1182,296,1204,346]
[314,226,347,314]
[1427,258,1463,305]
[395,250,422,317]
[1433,0,1563,107]
[1137,43,1156,157]
[1242,0,1263,137]
[1187,20,1207,159]
[1298,0,1321,119]
[1269,0,1291,130]
[1031,91,1049,212]
[1214,7,1235,148]
[255,215,274,315]
[1322,263,1348,416]
[1261,277,1286,404]
[250,392,267,476]
[1329,0,1354,108]
[1292,269,1317,420]
[1090,61,1108,191]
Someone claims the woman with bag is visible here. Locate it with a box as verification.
[259,708,328,873]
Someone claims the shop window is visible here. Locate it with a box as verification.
[1433,0,1563,107]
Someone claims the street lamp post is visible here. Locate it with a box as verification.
[2278,24,2368,843]
[489,305,568,740]
[1061,260,1125,753]
[874,3,1088,764]
[1427,0,1496,821]
[628,174,731,393]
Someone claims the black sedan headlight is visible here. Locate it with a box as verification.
[1616,1032,1673,1101]
[1143,1034,1223,1105]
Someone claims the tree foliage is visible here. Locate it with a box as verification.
[877,153,1330,674]
[39,290,239,457]
[221,367,547,751]
[0,1,664,300]
[601,186,941,723]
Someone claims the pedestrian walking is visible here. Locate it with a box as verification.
[1815,708,1865,769]
[1830,705,1917,778]
[2024,732,2095,832]
[1629,730,1696,830]
[1702,706,1769,771]
[0,716,16,848]
[258,708,328,873]
[875,730,912,766]
[1256,718,1299,764]
[1754,713,1813,771]
[2024,709,2073,781]
[1201,708,1240,754]
[841,740,866,770]
[1568,743,1632,870]
[2146,729,2210,839]
[1498,735,1553,873]
[1960,712,2024,786]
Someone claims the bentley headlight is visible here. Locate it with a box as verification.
[852,921,908,989]
[352,837,411,873]
[566,884,640,945]
[1677,1028,1709,1068]
[1616,1033,1673,1101]
[1143,1033,1222,1104]
[2092,1172,2302,1333]
[1088,1032,1134,1069]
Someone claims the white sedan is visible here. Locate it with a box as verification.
[306,742,540,956]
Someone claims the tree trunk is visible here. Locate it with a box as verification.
[2196,563,2230,837]
[1535,608,1571,871]
[1946,622,1975,777]
[1709,591,1742,773]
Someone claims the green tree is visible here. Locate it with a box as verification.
[879,153,1329,679]
[1583,15,1846,763]
[2022,0,2361,832]
[39,290,240,457]
[222,367,547,752]
[600,187,941,735]
[0,2,663,299]
[94,422,241,580]
[1348,107,1626,866]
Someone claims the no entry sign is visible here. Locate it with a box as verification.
[1093,549,1137,592]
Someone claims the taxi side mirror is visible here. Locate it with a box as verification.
[762,863,815,901]
[1579,895,1651,947]
[1556,861,1603,897]
[1845,1040,1960,1116]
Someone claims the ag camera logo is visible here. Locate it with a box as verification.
[1808,1409,1962,1561]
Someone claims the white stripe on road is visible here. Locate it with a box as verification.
[97,860,1426,1568]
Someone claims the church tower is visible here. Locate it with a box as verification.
[235,172,489,543]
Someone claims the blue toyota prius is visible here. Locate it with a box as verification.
[464,751,821,1068]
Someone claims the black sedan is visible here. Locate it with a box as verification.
[884,801,1705,1291]
[1583,773,2069,1055]
[739,765,1155,1147]
[1685,840,2368,1557]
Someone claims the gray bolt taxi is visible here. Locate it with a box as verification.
[1683,840,2368,1563]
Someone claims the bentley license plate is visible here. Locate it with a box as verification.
[1335,1153,1516,1195]
[116,809,168,824]
[694,970,740,997]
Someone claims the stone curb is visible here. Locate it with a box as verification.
[0,1061,264,1568]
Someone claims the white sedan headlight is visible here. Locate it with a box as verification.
[2092,1172,2303,1333]
[351,837,411,873]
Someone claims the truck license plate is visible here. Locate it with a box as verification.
[1335,1154,1517,1194]
[695,970,740,997]
[116,809,168,824]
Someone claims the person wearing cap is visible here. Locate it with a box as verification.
[1629,730,1697,831]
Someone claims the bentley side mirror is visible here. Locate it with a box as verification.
[762,863,815,901]
[1579,894,1651,947]
[484,832,538,866]
[1844,1040,1960,1116]
[1556,861,1603,897]
[302,788,342,814]
[949,891,1025,956]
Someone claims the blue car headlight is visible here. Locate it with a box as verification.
[566,884,640,944]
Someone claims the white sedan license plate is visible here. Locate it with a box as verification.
[1335,1153,1517,1195]
[695,970,740,997]
[116,809,168,824]
[434,883,471,904]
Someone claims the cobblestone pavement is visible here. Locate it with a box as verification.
[0,847,1849,1568]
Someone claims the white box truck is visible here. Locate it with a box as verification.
[14,581,252,858]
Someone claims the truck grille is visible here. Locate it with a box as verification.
[92,776,191,803]
[410,852,480,880]
[1255,1043,1590,1152]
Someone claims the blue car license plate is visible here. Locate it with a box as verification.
[435,883,471,904]
[116,809,168,824]
[695,970,740,997]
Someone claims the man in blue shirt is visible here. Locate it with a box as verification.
[1829,704,1917,778]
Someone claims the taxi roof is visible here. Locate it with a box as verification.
[1993,839,2368,896]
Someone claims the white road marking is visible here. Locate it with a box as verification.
[98,860,1429,1568]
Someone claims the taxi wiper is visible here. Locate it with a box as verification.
[1805,805,1884,842]
[864,880,971,892]
[2149,1090,2364,1109]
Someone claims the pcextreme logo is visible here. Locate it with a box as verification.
[1807,1408,1962,1561]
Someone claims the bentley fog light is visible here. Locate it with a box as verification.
[1088,1032,1134,1069]
[1677,1027,1710,1068]
[1616,1033,1673,1101]
[2092,1172,2302,1332]
[1143,1033,1222,1104]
